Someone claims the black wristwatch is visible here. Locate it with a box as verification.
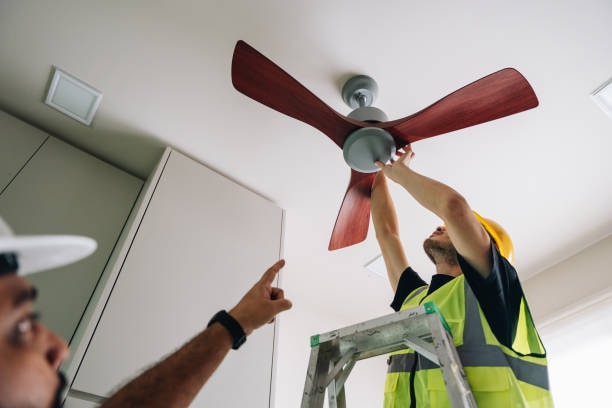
[207,310,247,350]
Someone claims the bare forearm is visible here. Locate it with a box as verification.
[371,174,401,238]
[101,324,233,408]
[390,162,492,276]
[378,147,492,277]
[371,174,409,290]
[392,166,465,220]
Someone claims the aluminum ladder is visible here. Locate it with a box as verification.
[301,302,478,408]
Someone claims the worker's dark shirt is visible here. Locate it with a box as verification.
[390,243,523,349]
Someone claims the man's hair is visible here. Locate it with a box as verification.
[0,252,18,276]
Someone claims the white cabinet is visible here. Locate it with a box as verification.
[0,111,143,344]
[71,149,283,407]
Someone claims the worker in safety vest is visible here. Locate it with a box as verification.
[372,145,553,407]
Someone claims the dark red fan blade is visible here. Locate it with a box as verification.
[328,170,376,251]
[379,68,539,146]
[232,40,359,148]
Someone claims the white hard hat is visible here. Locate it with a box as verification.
[0,216,97,276]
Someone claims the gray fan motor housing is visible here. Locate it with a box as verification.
[342,127,395,173]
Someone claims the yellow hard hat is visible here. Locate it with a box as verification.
[473,211,514,263]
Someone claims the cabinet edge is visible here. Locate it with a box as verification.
[61,147,173,394]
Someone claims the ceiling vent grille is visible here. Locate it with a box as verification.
[45,67,102,126]
[591,77,612,120]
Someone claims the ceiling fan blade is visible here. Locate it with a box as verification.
[380,68,539,146]
[328,170,376,251]
[232,40,358,148]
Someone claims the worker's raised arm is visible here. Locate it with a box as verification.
[375,146,492,278]
[371,172,409,291]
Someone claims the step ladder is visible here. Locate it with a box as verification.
[301,302,477,408]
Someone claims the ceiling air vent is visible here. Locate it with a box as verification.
[45,67,102,126]
[364,254,387,279]
[591,77,612,120]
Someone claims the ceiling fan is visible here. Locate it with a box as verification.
[231,40,539,251]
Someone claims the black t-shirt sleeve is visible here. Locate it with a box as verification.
[457,243,523,348]
[390,267,427,311]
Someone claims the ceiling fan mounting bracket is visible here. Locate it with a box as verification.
[342,75,379,109]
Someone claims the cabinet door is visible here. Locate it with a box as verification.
[0,136,143,343]
[72,150,283,407]
[0,110,47,191]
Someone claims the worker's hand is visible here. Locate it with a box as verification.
[229,260,292,335]
[374,145,415,184]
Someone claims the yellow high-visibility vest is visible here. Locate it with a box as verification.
[384,275,554,407]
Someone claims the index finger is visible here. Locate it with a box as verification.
[259,259,285,285]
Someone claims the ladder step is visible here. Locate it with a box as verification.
[310,302,448,361]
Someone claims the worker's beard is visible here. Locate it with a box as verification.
[423,238,459,266]
[51,373,67,408]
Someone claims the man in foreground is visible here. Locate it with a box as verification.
[0,216,291,408]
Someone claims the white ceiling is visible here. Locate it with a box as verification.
[1,0,612,332]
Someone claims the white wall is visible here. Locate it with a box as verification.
[523,233,612,327]
[522,233,612,408]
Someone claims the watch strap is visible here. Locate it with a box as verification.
[207,310,247,350]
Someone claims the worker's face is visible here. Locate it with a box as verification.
[0,274,69,408]
[423,226,458,265]
[424,226,453,248]
[427,226,449,241]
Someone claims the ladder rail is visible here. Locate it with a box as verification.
[427,313,477,408]
[302,344,329,408]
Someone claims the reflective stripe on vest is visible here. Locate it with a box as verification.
[401,286,427,308]
[387,346,549,390]
[387,279,550,390]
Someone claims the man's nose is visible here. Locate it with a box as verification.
[43,326,70,370]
